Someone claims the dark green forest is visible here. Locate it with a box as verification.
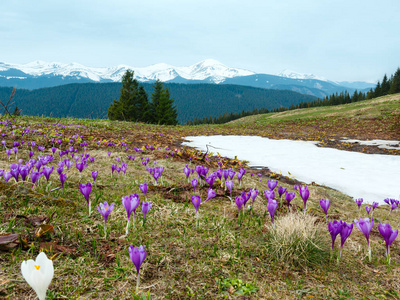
[0,83,316,124]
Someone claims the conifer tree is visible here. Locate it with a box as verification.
[389,68,400,94]
[149,80,178,125]
[381,74,390,95]
[137,86,151,122]
[374,81,382,97]
[107,70,151,122]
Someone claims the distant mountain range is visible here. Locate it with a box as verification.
[0,60,375,97]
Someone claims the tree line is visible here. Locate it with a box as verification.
[108,70,178,125]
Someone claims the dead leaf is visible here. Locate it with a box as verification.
[0,233,19,245]
[36,224,55,238]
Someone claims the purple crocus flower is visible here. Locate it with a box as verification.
[320,198,330,217]
[267,199,278,228]
[222,169,229,183]
[18,165,29,182]
[226,180,233,197]
[328,220,343,250]
[237,168,245,188]
[122,194,140,234]
[235,196,244,218]
[250,188,259,205]
[241,190,251,206]
[139,182,148,199]
[42,166,53,185]
[354,218,374,261]
[128,245,147,293]
[29,151,34,159]
[267,179,278,190]
[111,164,117,175]
[299,185,309,213]
[65,159,73,171]
[3,171,11,182]
[285,192,296,205]
[56,166,63,175]
[142,201,153,224]
[10,163,20,182]
[183,165,191,182]
[372,202,379,210]
[152,168,161,185]
[264,189,275,201]
[191,178,198,192]
[205,175,216,188]
[389,203,397,216]
[278,186,287,198]
[339,221,353,259]
[204,189,216,203]
[191,195,201,218]
[92,171,98,182]
[12,147,18,159]
[76,161,86,173]
[6,149,12,160]
[30,171,42,185]
[378,223,398,264]
[80,182,93,216]
[97,201,115,238]
[365,206,371,215]
[355,198,363,211]
[59,173,67,188]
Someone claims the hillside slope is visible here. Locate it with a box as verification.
[229,93,400,125]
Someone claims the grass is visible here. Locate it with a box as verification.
[264,212,330,268]
[0,96,399,299]
[230,93,400,124]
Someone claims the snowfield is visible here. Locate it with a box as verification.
[182,135,400,205]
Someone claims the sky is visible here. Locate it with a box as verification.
[1,0,399,82]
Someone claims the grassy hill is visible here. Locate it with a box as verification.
[0,94,399,299]
[230,93,400,124]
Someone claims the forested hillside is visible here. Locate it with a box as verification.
[0,83,316,123]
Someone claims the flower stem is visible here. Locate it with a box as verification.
[125,220,130,235]
[136,273,140,294]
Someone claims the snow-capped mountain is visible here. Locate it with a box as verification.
[276,69,327,81]
[0,59,376,96]
[0,59,255,84]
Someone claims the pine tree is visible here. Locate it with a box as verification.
[108,70,143,121]
[381,74,390,95]
[374,81,382,97]
[389,68,400,94]
[137,86,151,122]
[149,80,163,123]
[149,80,178,125]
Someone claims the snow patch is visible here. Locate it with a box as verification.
[182,135,400,204]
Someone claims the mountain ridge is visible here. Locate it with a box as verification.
[0,60,375,97]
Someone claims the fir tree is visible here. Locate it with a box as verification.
[107,70,143,121]
[389,68,400,94]
[381,74,390,95]
[149,80,178,125]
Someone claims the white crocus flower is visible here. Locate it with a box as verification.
[21,252,54,300]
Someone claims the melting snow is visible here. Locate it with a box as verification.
[340,138,400,150]
[182,135,400,204]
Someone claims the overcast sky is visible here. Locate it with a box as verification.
[1,0,399,82]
